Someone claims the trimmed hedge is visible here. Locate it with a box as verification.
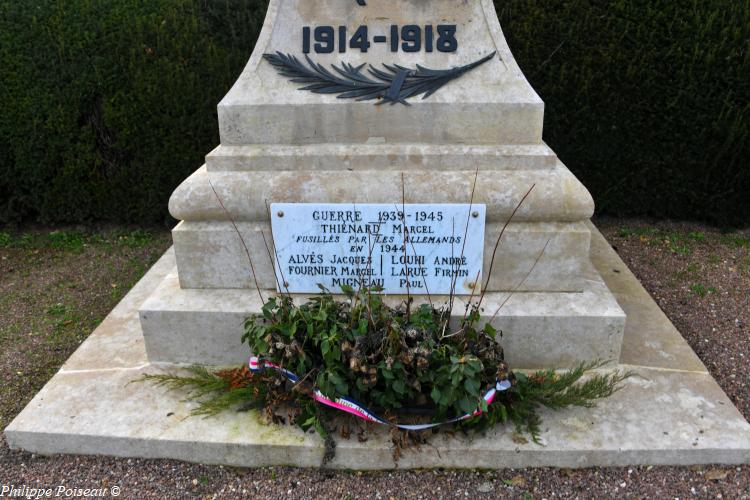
[0,0,266,224]
[500,1,750,226]
[1,1,748,226]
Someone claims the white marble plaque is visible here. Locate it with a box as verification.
[270,203,486,295]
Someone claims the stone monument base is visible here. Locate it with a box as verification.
[5,224,750,468]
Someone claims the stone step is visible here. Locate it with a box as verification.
[138,258,624,368]
[168,162,595,224]
[204,143,558,172]
[6,363,749,469]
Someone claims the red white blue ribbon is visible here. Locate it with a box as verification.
[249,356,512,431]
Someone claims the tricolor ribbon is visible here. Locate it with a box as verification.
[249,356,512,430]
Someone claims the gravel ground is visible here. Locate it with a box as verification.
[1,220,749,499]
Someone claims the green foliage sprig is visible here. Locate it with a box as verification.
[140,365,261,418]
[463,361,631,441]
[139,364,337,459]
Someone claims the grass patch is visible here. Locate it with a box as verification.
[113,229,155,249]
[0,324,19,344]
[664,233,691,255]
[0,228,161,252]
[674,263,700,282]
[47,231,86,252]
[616,225,750,256]
[41,300,85,342]
[719,234,750,248]
[739,253,750,272]
[690,283,716,298]
[617,226,658,238]
[46,303,69,316]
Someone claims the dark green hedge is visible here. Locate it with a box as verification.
[499,1,750,226]
[0,0,266,224]
[1,1,748,226]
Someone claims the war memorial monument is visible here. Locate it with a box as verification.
[5,0,750,468]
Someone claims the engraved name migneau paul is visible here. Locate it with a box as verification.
[263,52,495,105]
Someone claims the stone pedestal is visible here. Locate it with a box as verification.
[140,0,625,368]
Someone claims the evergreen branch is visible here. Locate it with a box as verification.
[519,361,633,410]
[189,386,260,418]
[263,51,496,105]
[138,366,266,418]
[461,361,632,442]
[137,365,229,400]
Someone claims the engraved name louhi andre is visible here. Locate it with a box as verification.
[270,204,487,295]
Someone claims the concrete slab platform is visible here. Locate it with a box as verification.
[5,227,750,468]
